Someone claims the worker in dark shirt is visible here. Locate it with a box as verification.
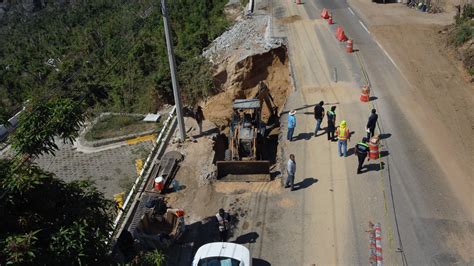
[195,106,205,135]
[355,137,370,174]
[314,101,325,136]
[230,109,241,136]
[326,106,336,141]
[366,109,378,139]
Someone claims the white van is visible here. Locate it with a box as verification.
[192,242,251,266]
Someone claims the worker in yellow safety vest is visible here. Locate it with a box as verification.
[335,120,350,157]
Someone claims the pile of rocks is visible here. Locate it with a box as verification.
[203,15,282,65]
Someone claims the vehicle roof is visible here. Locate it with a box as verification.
[192,242,251,266]
[233,99,261,109]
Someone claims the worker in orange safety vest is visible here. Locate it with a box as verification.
[335,120,350,157]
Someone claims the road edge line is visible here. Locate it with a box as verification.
[348,7,355,16]
[359,20,370,34]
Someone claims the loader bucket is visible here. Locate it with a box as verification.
[216,160,271,181]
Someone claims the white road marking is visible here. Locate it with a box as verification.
[374,39,400,70]
[359,20,370,33]
[347,7,355,16]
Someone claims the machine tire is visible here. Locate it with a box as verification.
[224,149,232,161]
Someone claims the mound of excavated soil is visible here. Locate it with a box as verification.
[203,46,291,128]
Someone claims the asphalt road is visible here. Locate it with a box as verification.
[234,0,474,265]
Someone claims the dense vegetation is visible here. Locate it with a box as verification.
[452,4,474,46]
[0,0,230,116]
[0,0,232,263]
[0,98,113,264]
[449,4,474,76]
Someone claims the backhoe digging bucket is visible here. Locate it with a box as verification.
[216,160,271,181]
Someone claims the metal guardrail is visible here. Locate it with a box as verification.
[110,106,177,238]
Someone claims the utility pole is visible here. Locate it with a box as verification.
[161,0,186,141]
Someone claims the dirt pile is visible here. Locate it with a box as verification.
[203,46,291,128]
[201,13,292,128]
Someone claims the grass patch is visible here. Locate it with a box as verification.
[451,5,474,47]
[453,22,473,46]
[469,67,474,76]
[85,115,160,141]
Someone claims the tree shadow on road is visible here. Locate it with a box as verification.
[293,177,318,191]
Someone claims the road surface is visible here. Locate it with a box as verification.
[230,0,474,265]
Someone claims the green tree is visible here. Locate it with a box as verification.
[0,160,113,265]
[0,0,230,115]
[11,98,85,158]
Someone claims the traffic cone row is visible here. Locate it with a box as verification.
[322,8,355,53]
[322,8,365,104]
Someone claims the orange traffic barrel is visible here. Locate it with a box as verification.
[328,15,334,24]
[369,136,380,159]
[346,39,353,53]
[360,85,370,102]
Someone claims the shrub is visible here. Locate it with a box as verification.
[454,23,473,46]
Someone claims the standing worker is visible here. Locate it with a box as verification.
[285,154,296,191]
[326,106,337,141]
[355,137,370,174]
[366,108,378,139]
[195,106,205,135]
[287,110,296,141]
[313,101,325,136]
[336,120,350,157]
[216,208,230,241]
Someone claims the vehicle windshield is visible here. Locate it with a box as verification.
[198,257,241,266]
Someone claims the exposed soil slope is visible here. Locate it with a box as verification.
[204,46,291,128]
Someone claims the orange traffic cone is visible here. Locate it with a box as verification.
[346,39,353,53]
[321,8,329,19]
[328,15,334,24]
[337,29,348,42]
[336,26,342,39]
[360,85,370,102]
